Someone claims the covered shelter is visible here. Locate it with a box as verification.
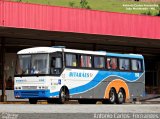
[0,1,160,101]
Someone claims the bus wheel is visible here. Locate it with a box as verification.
[109,88,117,104]
[29,98,37,104]
[116,88,126,104]
[59,87,69,104]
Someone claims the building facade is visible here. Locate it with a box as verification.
[0,1,160,101]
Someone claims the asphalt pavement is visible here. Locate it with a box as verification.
[0,104,160,119]
[0,104,160,113]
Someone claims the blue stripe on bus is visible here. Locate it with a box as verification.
[15,71,144,98]
[107,52,144,59]
[14,90,50,98]
[50,71,144,96]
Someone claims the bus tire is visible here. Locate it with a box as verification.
[29,98,37,104]
[108,88,117,104]
[59,87,69,104]
[116,88,126,104]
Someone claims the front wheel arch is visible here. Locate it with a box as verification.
[59,86,70,104]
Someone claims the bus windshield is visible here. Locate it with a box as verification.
[16,54,49,75]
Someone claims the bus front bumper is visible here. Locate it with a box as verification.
[14,90,51,99]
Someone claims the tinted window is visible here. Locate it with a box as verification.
[119,58,130,71]
[106,57,118,70]
[51,57,62,68]
[94,56,105,69]
[131,59,142,71]
[50,53,62,75]
[80,55,92,68]
[65,54,77,67]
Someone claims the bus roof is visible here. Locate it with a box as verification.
[17,47,106,55]
[17,47,143,59]
[17,47,62,54]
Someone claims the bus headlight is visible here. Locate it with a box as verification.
[38,86,48,89]
[14,86,22,90]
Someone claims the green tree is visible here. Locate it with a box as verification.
[141,11,152,16]
[155,4,160,16]
[69,1,76,8]
[80,0,91,9]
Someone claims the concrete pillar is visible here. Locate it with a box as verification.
[157,62,160,94]
[0,37,7,102]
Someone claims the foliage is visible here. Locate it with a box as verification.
[11,0,160,15]
[141,11,152,16]
[69,1,75,8]
[155,4,160,16]
[80,0,91,9]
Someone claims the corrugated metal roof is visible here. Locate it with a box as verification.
[0,1,160,40]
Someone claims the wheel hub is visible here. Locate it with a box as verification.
[110,92,115,102]
[118,92,124,102]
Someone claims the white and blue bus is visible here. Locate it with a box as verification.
[14,46,145,104]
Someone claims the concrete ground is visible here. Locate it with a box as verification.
[0,103,160,119]
[0,104,160,113]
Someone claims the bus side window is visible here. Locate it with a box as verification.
[119,58,130,71]
[137,60,142,71]
[107,58,111,69]
[65,54,77,67]
[94,56,105,69]
[107,57,118,70]
[131,59,142,71]
[80,55,92,68]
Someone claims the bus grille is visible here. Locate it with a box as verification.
[22,86,37,90]
[21,91,39,97]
